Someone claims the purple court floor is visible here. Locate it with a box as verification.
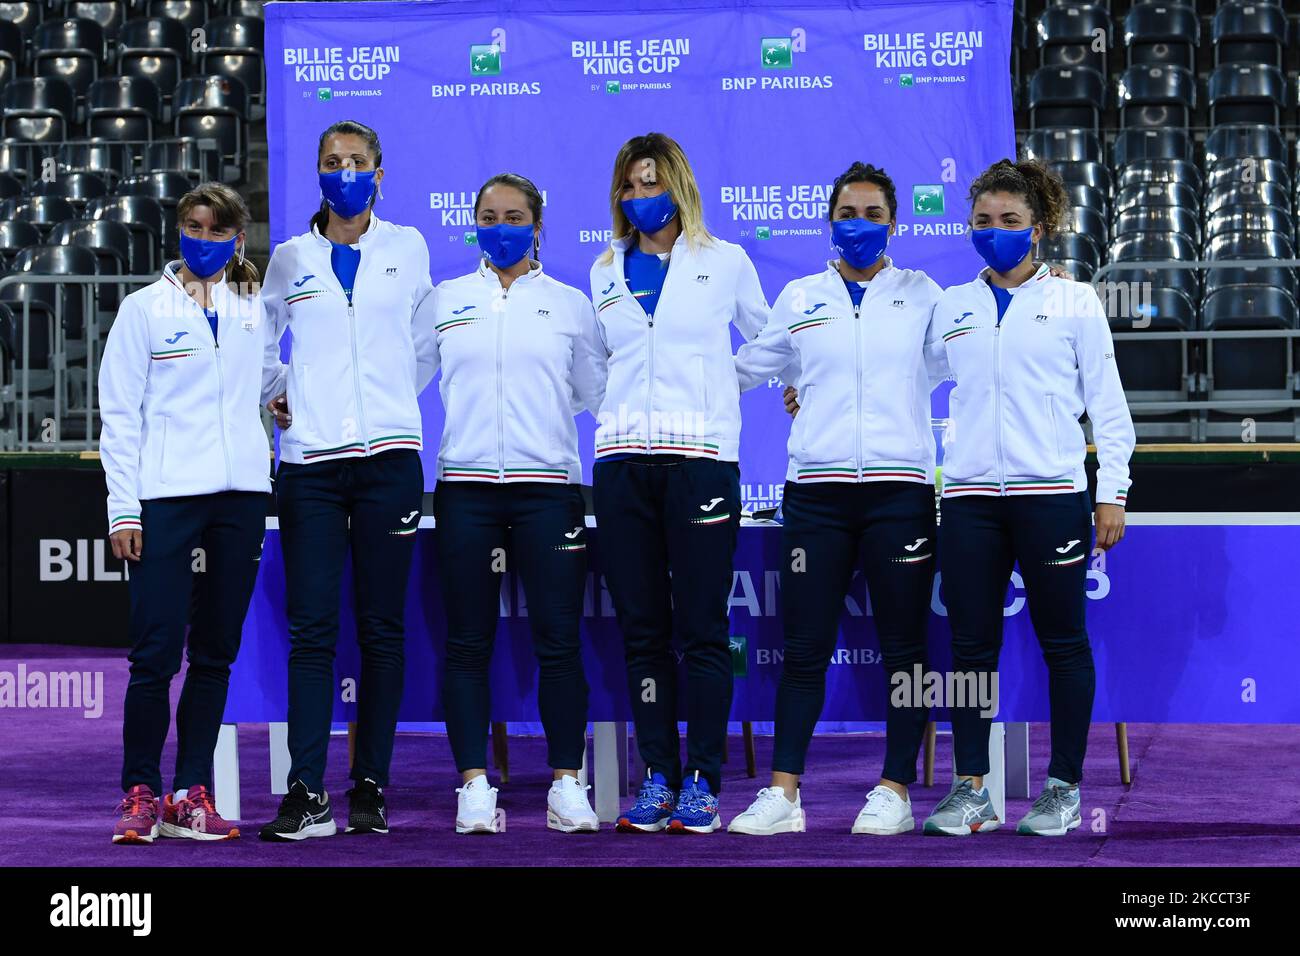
[2,645,1297,867]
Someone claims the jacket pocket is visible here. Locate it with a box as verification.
[158,416,169,483]
[697,355,710,420]
[795,384,814,457]
[1046,393,1062,469]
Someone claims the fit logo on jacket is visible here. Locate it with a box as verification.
[589,233,770,462]
[734,259,947,485]
[936,263,1135,505]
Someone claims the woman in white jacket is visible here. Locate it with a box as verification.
[589,132,770,834]
[921,159,1135,838]
[257,120,437,842]
[725,162,947,838]
[99,183,279,844]
[419,173,607,834]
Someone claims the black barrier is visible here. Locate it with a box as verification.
[7,468,130,647]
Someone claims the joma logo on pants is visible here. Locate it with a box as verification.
[49,886,152,936]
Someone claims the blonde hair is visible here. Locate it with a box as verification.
[598,132,711,264]
[176,182,260,286]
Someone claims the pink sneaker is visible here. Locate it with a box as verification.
[113,785,160,844]
[161,785,240,841]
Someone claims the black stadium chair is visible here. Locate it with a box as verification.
[32,17,105,101]
[1202,285,1297,397]
[46,217,130,307]
[65,1,127,40]
[1065,182,1108,218]
[27,169,110,211]
[0,1,44,39]
[0,194,80,233]
[1028,64,1105,130]
[86,193,165,274]
[1113,205,1201,245]
[1206,206,1293,244]
[115,170,188,253]
[200,15,264,112]
[1205,157,1290,193]
[1205,181,1290,216]
[57,138,134,184]
[1212,0,1286,68]
[1116,64,1195,129]
[1114,180,1199,214]
[1108,233,1200,302]
[1205,230,1293,262]
[1123,1,1199,69]
[145,136,220,183]
[8,243,100,353]
[1106,286,1195,408]
[146,0,205,38]
[1207,63,1285,127]
[1040,233,1099,280]
[117,17,188,109]
[0,218,42,265]
[1,76,76,143]
[1022,127,1102,164]
[87,75,163,142]
[1204,123,1285,164]
[1049,159,1112,198]
[225,0,263,17]
[173,74,247,170]
[1036,4,1111,75]
[1116,158,1203,193]
[1112,127,1192,167]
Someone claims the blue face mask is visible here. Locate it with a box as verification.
[179,232,238,279]
[476,223,535,269]
[319,169,377,219]
[971,226,1035,274]
[831,218,890,270]
[621,191,678,236]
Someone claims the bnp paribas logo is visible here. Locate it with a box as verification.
[470,43,501,76]
[316,88,332,101]
[464,232,479,245]
[761,37,793,70]
[606,80,621,94]
[756,226,772,240]
[899,73,915,88]
[913,184,944,216]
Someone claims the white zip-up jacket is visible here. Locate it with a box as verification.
[589,233,769,461]
[98,263,283,533]
[735,258,947,484]
[935,263,1135,505]
[261,214,436,465]
[419,260,606,483]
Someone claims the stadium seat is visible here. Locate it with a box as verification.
[1211,0,1286,68]
[1116,64,1195,129]
[65,1,127,40]
[46,217,130,308]
[1113,205,1201,245]
[1,76,76,143]
[1202,285,1297,397]
[33,17,105,101]
[1123,1,1199,69]
[1108,232,1200,302]
[200,15,264,111]
[225,0,265,17]
[1028,65,1105,130]
[0,218,42,265]
[8,243,100,352]
[145,0,205,38]
[1040,233,1099,279]
[1205,181,1290,216]
[27,169,110,211]
[1061,204,1108,254]
[0,195,80,233]
[1206,206,1293,244]
[1205,230,1293,261]
[1049,159,1113,197]
[0,1,43,39]
[87,75,163,142]
[1036,4,1111,75]
[1205,157,1290,193]
[117,17,188,110]
[86,193,165,274]
[1207,63,1285,127]
[145,135,220,183]
[57,138,133,185]
[1116,158,1203,194]
[1023,127,1102,164]
[1064,182,1109,219]
[173,74,247,170]
[1106,286,1195,409]
[0,169,22,199]
[1112,127,1192,167]
[1114,180,1199,214]
[115,171,188,253]
[1203,123,1285,164]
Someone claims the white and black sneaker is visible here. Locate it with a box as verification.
[258,780,338,841]
[346,777,389,834]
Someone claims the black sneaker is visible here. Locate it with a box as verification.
[258,781,338,842]
[346,777,389,834]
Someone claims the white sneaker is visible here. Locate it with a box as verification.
[726,787,805,835]
[546,776,599,833]
[455,775,500,834]
[851,785,915,835]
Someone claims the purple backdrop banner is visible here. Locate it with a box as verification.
[225,523,1300,724]
[265,0,1017,504]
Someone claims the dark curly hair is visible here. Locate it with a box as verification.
[967,158,1067,238]
[829,162,897,222]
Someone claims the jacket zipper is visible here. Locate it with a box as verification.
[851,293,863,482]
[214,330,232,489]
[496,285,507,479]
[637,252,657,453]
[990,283,1006,494]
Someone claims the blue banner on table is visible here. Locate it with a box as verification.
[226,524,1300,724]
[265,0,1018,504]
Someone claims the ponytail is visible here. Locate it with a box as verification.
[968,158,1067,238]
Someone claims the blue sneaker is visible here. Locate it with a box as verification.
[616,771,676,833]
[667,770,721,834]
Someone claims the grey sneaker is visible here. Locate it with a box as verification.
[1016,777,1081,836]
[922,778,1000,836]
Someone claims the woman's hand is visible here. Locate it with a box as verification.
[1095,503,1126,551]
[783,385,800,418]
[267,393,292,429]
[110,529,142,562]
[1046,263,1075,280]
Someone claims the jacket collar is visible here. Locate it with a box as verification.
[609,230,688,259]
[476,257,544,288]
[976,261,1051,294]
[825,255,896,285]
[162,260,230,303]
[310,211,383,247]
